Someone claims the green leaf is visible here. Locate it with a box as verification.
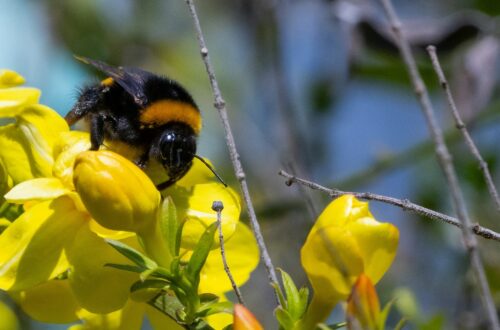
[160,196,179,256]
[105,263,145,273]
[323,322,347,329]
[297,286,309,319]
[175,220,185,256]
[140,268,158,281]
[106,239,157,269]
[395,318,408,330]
[378,300,395,330]
[149,292,185,321]
[185,223,218,285]
[199,293,219,304]
[271,281,286,309]
[196,301,233,317]
[130,278,170,293]
[275,307,294,330]
[151,267,175,282]
[279,269,302,319]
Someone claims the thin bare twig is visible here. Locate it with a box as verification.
[427,45,500,212]
[185,0,281,304]
[279,170,500,242]
[379,1,499,328]
[212,201,245,305]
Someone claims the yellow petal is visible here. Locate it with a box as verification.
[0,104,68,184]
[74,300,146,330]
[0,125,49,183]
[204,294,233,330]
[17,104,69,163]
[198,223,259,293]
[4,178,70,203]
[88,219,136,240]
[12,279,79,323]
[347,218,399,284]
[66,226,139,313]
[301,226,363,300]
[0,197,86,291]
[169,182,240,250]
[311,195,372,235]
[0,70,25,88]
[73,150,160,233]
[0,87,40,113]
[0,299,20,330]
[52,131,91,190]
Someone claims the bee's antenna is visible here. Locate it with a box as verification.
[194,155,227,187]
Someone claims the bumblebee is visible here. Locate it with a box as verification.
[66,56,223,189]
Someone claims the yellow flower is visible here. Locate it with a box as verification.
[0,70,259,329]
[164,158,241,250]
[300,195,399,327]
[0,70,68,191]
[346,274,381,330]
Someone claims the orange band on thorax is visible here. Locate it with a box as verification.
[139,100,202,134]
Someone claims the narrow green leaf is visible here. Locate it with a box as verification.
[149,292,185,322]
[316,324,333,330]
[105,263,145,273]
[271,281,287,309]
[275,307,295,330]
[175,220,185,256]
[106,239,157,269]
[196,301,233,317]
[140,268,158,281]
[325,321,347,329]
[297,286,309,319]
[185,223,217,285]
[378,300,395,330]
[160,197,179,256]
[130,278,170,293]
[151,267,175,281]
[279,269,301,319]
[394,318,407,330]
[199,293,219,304]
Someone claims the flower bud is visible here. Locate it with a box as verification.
[73,150,160,233]
[346,274,381,330]
[233,304,263,330]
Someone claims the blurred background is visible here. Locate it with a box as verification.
[1,0,500,328]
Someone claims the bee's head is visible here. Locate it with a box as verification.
[153,123,197,179]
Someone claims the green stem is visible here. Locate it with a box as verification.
[137,220,172,267]
[295,295,339,330]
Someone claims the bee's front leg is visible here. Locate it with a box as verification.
[90,114,105,151]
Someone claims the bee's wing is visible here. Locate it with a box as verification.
[75,55,151,107]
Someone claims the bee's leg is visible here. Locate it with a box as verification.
[136,153,149,169]
[156,165,191,190]
[90,114,105,151]
[65,85,105,126]
[156,178,176,191]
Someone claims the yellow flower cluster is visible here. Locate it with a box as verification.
[0,70,259,329]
